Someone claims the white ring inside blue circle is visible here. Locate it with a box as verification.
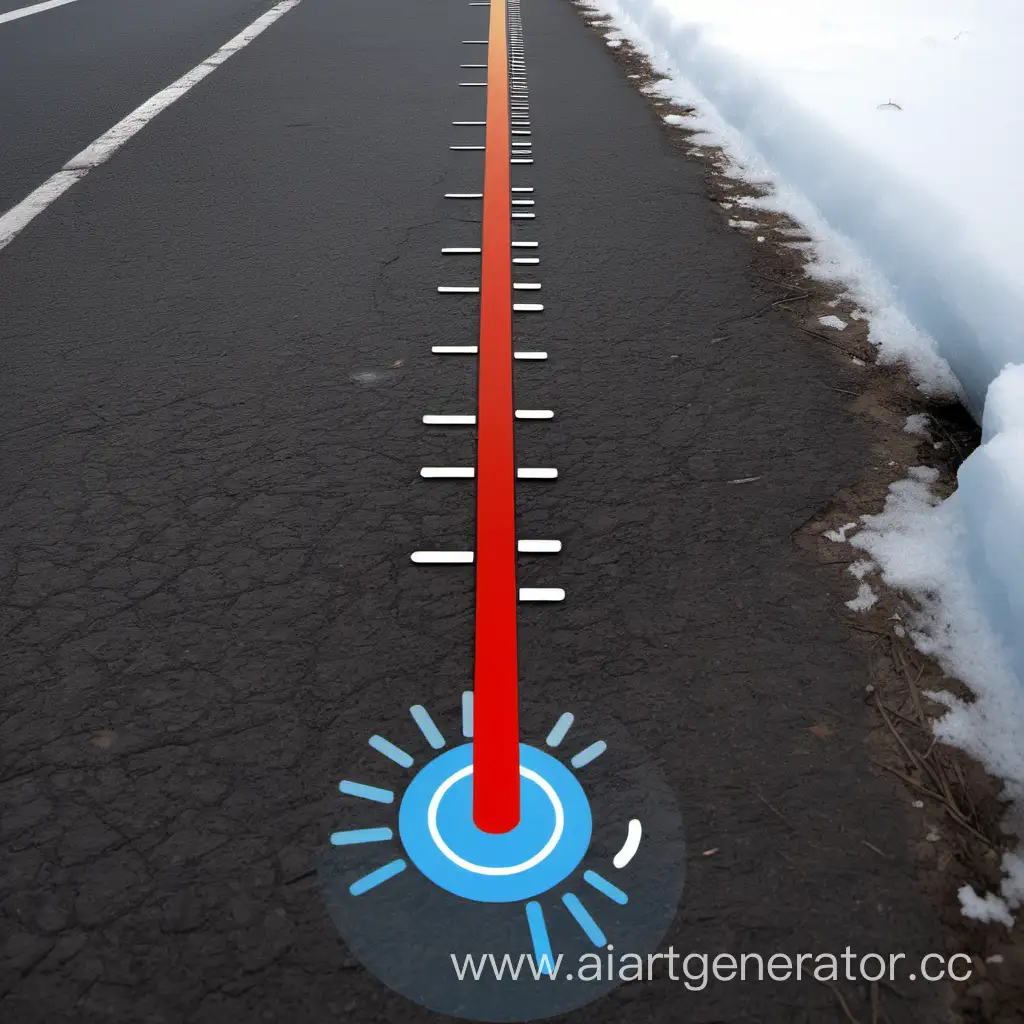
[399,743,593,903]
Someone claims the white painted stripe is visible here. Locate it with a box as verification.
[511,131,531,136]
[459,82,488,87]
[513,257,539,264]
[451,145,485,151]
[515,409,553,419]
[519,588,566,602]
[421,467,475,478]
[442,247,481,253]
[518,540,562,553]
[452,121,486,125]
[438,286,479,293]
[513,283,541,290]
[512,212,535,218]
[411,551,474,563]
[0,0,81,25]
[0,0,304,254]
[511,159,534,164]
[445,193,483,199]
[460,64,488,68]
[514,351,547,360]
[423,414,476,425]
[433,346,479,354]
[511,187,534,192]
[514,303,544,311]
[512,200,535,205]
[511,241,538,247]
[462,39,488,43]
[517,468,557,479]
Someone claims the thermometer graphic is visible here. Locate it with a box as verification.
[318,2,686,1018]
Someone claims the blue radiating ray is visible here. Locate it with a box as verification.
[583,870,628,905]
[330,827,393,846]
[410,704,446,749]
[369,735,414,768]
[570,741,607,769]
[350,858,407,896]
[562,892,606,946]
[545,712,573,748]
[525,901,557,977]
[339,780,394,803]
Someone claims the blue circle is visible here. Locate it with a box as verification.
[398,743,592,902]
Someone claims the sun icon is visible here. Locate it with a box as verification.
[318,695,685,1021]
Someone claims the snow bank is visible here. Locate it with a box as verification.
[586,0,1024,921]
[586,0,1024,414]
[838,368,1024,917]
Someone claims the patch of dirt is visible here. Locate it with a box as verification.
[569,3,1023,1022]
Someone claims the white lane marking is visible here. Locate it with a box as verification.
[451,145,485,151]
[517,468,557,479]
[459,82,488,87]
[423,414,476,425]
[518,540,561,553]
[433,345,479,354]
[0,0,304,254]
[421,467,475,478]
[519,588,565,602]
[513,282,541,290]
[514,351,547,360]
[512,212,535,219]
[515,409,553,419]
[445,193,483,199]
[513,257,539,264]
[511,159,534,165]
[613,820,643,869]
[438,286,479,293]
[461,39,488,43]
[514,302,543,311]
[0,0,81,25]
[452,121,486,125]
[460,64,488,68]
[411,551,474,563]
[511,187,534,192]
[511,241,538,247]
[442,247,481,254]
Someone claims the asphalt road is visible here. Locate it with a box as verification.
[1,0,949,1021]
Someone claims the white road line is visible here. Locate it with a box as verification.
[445,193,483,199]
[433,345,479,354]
[514,302,544,311]
[518,540,561,553]
[515,409,553,419]
[437,286,479,293]
[511,187,534,192]
[0,0,81,26]
[442,247,482,254]
[513,282,541,290]
[513,257,539,264]
[513,351,546,360]
[0,0,304,254]
[511,241,538,247]
[517,468,557,479]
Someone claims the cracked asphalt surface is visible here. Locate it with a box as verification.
[2,0,951,1020]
